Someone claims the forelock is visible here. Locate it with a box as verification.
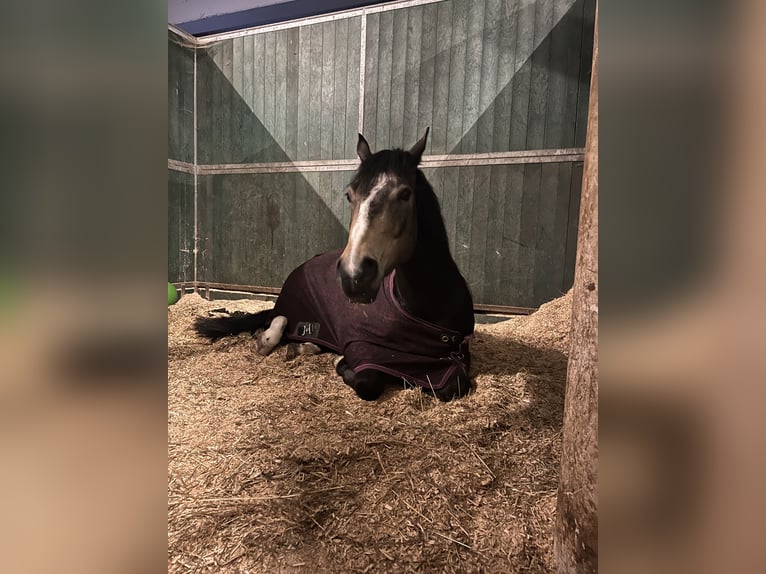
[350,149,416,196]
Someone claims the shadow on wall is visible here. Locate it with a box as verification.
[194,49,350,288]
[447,0,593,156]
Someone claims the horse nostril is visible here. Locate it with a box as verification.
[359,257,378,281]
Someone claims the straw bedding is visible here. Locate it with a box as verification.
[168,290,572,573]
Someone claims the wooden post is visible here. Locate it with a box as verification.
[554,3,598,573]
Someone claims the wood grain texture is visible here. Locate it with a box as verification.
[431,1,453,154]
[197,172,351,287]
[344,17,362,157]
[168,37,194,163]
[509,0,535,150]
[167,170,195,283]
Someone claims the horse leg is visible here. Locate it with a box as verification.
[335,358,387,401]
[255,315,287,356]
[284,342,322,361]
[432,371,472,402]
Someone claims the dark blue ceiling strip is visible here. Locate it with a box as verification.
[178,0,398,37]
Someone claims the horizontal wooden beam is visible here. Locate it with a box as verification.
[167,149,585,175]
[167,159,196,174]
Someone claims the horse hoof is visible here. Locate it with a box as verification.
[434,376,472,402]
[354,376,385,401]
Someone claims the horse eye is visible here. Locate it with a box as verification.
[397,188,412,201]
[345,190,351,202]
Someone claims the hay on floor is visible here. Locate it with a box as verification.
[168,290,572,573]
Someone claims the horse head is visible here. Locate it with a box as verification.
[337,129,429,303]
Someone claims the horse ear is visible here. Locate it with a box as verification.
[408,127,429,164]
[357,133,371,161]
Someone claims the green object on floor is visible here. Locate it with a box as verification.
[168,282,179,306]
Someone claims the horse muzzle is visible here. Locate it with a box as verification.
[336,256,381,303]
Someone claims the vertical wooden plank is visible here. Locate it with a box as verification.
[446,0,467,152]
[532,162,561,302]
[232,37,244,96]
[439,166,459,256]
[286,173,301,265]
[243,35,254,116]
[330,171,343,231]
[168,39,195,164]
[167,40,180,160]
[244,175,261,282]
[374,11,394,152]
[468,165,491,302]
[500,164,524,306]
[211,46,223,164]
[509,0,536,150]
[454,166,475,281]
[363,13,380,147]
[167,170,195,283]
[318,172,333,249]
[253,34,265,156]
[345,17,362,158]
[526,0,553,150]
[195,175,208,284]
[550,162,574,293]
[491,0,517,152]
[518,163,542,306]
[562,161,583,291]
[333,18,349,159]
[253,34,265,121]
[402,6,422,149]
[545,0,575,148]
[389,8,408,148]
[281,172,296,277]
[305,172,321,260]
[196,50,209,164]
[271,174,286,284]
[320,21,336,160]
[418,2,437,154]
[285,28,300,160]
[575,0,596,146]
[431,1,453,154]
[264,31,277,160]
[233,37,246,163]
[344,170,354,230]
[297,26,311,160]
[476,0,500,153]
[481,165,507,303]
[275,29,288,158]
[461,0,485,154]
[309,23,324,159]
[222,40,234,162]
[562,0,585,147]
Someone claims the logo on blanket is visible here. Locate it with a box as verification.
[295,322,320,338]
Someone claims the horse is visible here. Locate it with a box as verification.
[193,129,475,402]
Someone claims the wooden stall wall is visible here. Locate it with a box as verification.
[168,33,195,283]
[183,0,596,309]
[362,0,591,155]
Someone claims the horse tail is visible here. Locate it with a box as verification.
[192,309,274,341]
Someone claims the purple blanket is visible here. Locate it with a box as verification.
[272,250,471,390]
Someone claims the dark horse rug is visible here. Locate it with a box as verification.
[272,250,472,391]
